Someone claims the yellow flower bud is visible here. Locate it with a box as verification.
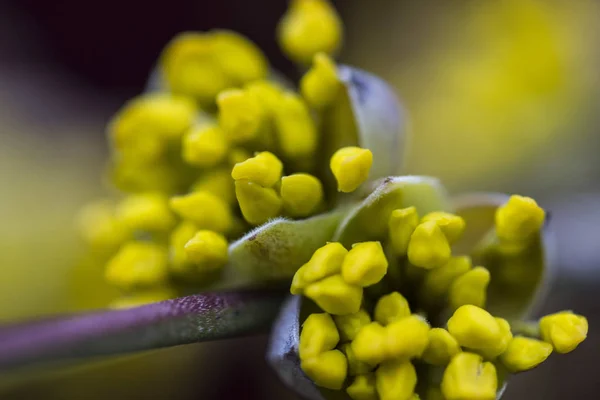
[116,193,176,233]
[277,0,342,64]
[299,312,340,360]
[273,92,318,159]
[170,191,232,233]
[217,89,266,144]
[495,195,545,243]
[191,168,236,206]
[385,315,431,360]
[374,292,411,326]
[407,221,451,269]
[388,206,419,256]
[301,349,347,390]
[540,311,588,353]
[109,93,197,160]
[77,200,129,253]
[211,30,268,85]
[448,267,490,310]
[480,317,513,359]
[375,360,417,400]
[330,147,373,193]
[290,242,348,294]
[422,328,461,366]
[421,212,466,243]
[441,352,497,400]
[169,221,198,271]
[245,80,284,114]
[184,230,229,272]
[447,305,501,350]
[334,309,371,342]
[280,173,324,217]
[500,336,553,372]
[342,242,388,287]
[351,322,387,365]
[235,180,282,225]
[105,242,168,289]
[300,52,341,108]
[347,373,377,400]
[304,274,363,315]
[420,256,472,304]
[160,33,232,104]
[231,151,283,188]
[342,343,373,376]
[182,124,229,168]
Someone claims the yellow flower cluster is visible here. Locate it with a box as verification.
[294,196,588,399]
[77,0,352,304]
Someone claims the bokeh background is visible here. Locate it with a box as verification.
[1,0,599,398]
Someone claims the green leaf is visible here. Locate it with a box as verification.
[225,211,345,285]
[333,176,452,247]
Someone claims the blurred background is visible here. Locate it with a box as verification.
[0,0,599,398]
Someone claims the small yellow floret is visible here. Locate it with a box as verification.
[540,311,588,353]
[105,242,168,289]
[77,200,129,253]
[448,267,490,310]
[304,274,362,315]
[170,191,232,233]
[375,360,417,400]
[277,0,343,64]
[500,336,553,372]
[347,373,377,400]
[330,147,373,193]
[169,221,198,271]
[420,256,472,305]
[480,318,513,359]
[273,92,318,160]
[182,124,229,167]
[299,313,340,360]
[217,89,265,144]
[374,292,411,326]
[116,193,176,232]
[291,242,348,294]
[421,212,466,243]
[301,350,348,390]
[388,207,420,256]
[447,305,501,350]
[422,328,461,366]
[211,30,268,85]
[351,322,387,365]
[184,230,229,272]
[300,52,341,108]
[191,168,236,205]
[235,180,282,225]
[385,315,431,360]
[495,195,545,243]
[342,343,373,376]
[160,33,231,104]
[408,221,451,269]
[334,310,372,342]
[231,151,283,188]
[441,352,497,400]
[280,173,324,217]
[342,242,388,287]
[109,93,197,160]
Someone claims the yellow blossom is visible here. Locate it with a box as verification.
[330,147,373,193]
[540,311,588,353]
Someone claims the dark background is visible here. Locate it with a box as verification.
[0,0,599,399]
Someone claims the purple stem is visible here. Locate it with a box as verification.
[0,288,285,372]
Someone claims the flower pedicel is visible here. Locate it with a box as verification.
[58,0,587,398]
